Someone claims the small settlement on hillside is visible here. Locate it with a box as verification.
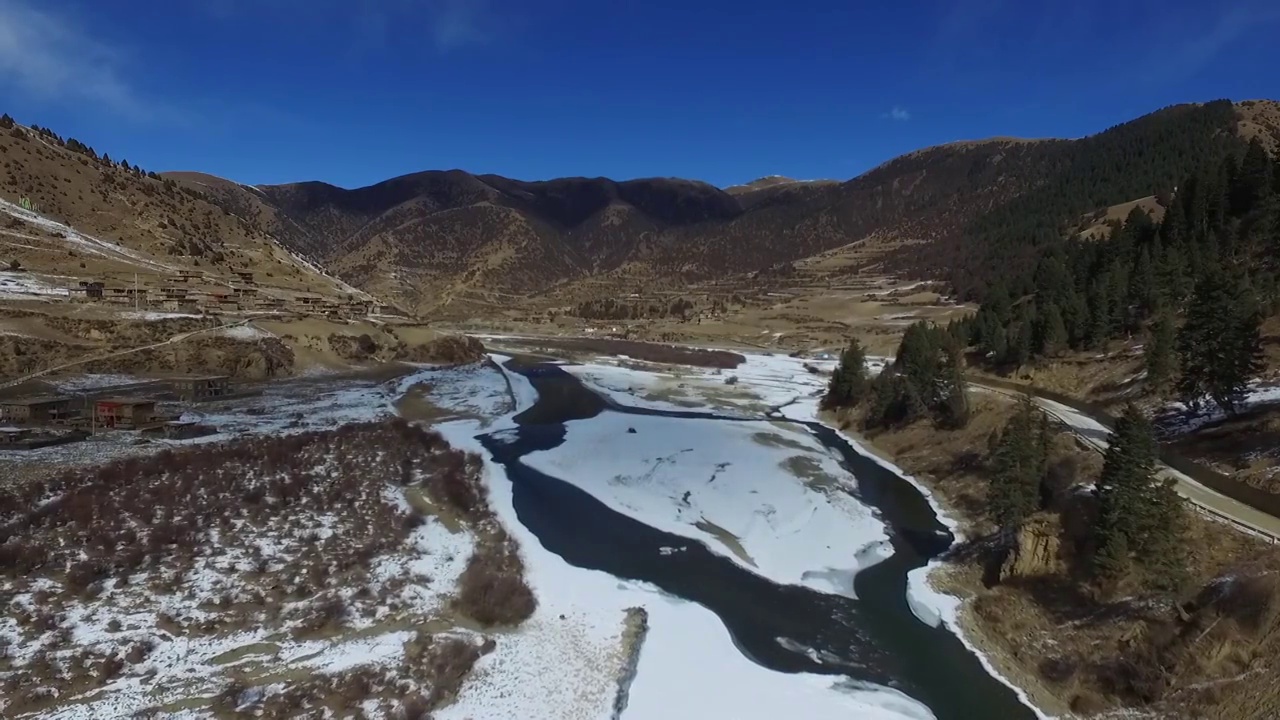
[0,374,247,450]
[60,269,393,318]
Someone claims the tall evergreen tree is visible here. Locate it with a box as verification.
[935,335,970,429]
[823,338,869,409]
[1091,405,1184,588]
[987,397,1045,533]
[1232,138,1273,215]
[1036,303,1069,357]
[1144,310,1177,396]
[1177,268,1264,414]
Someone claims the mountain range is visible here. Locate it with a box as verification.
[3,99,1278,315]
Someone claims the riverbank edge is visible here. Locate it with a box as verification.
[819,410,1065,720]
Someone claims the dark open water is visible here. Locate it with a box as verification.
[476,359,1036,720]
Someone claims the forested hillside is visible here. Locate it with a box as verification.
[882,101,1254,297]
[958,136,1280,416]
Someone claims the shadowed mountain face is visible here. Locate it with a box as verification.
[156,99,1279,311]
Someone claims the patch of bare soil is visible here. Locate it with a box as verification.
[851,397,1280,719]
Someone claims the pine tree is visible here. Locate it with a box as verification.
[1009,318,1033,367]
[935,335,970,429]
[0,113,13,130]
[1177,268,1264,415]
[894,322,942,420]
[987,397,1045,532]
[823,338,869,409]
[1232,138,1272,215]
[1144,310,1176,395]
[1091,405,1184,588]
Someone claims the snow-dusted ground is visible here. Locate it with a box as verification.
[0,196,173,272]
[435,361,940,720]
[0,270,69,298]
[117,310,205,321]
[1155,381,1280,436]
[396,361,513,424]
[44,373,150,392]
[216,323,275,340]
[2,428,478,719]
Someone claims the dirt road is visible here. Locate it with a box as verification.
[972,380,1280,542]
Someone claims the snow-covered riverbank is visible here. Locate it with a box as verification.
[543,350,1052,719]
[435,357,942,719]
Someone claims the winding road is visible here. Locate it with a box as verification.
[971,379,1280,542]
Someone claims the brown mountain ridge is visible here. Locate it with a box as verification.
[4,100,1278,317]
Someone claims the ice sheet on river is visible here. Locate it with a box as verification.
[522,410,893,596]
[438,406,937,720]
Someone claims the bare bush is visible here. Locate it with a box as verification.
[455,538,536,627]
[404,632,493,709]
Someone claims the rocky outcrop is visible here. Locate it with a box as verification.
[999,517,1067,581]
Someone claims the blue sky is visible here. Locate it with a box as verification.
[1,0,1277,189]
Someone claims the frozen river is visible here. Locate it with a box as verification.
[442,355,1041,720]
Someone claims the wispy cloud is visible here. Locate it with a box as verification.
[1173,4,1280,76]
[430,0,493,52]
[882,106,911,122]
[208,0,497,54]
[0,0,153,119]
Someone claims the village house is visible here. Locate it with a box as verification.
[93,398,158,430]
[169,375,231,402]
[0,396,77,425]
[68,281,105,301]
[233,271,256,285]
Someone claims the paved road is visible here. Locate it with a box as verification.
[972,381,1280,542]
[0,319,250,391]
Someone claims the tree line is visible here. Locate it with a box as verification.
[958,137,1278,416]
[881,100,1250,299]
[824,335,1185,590]
[823,321,969,429]
[2,110,161,180]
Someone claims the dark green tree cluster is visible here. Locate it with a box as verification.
[985,396,1052,533]
[903,100,1247,298]
[1176,268,1264,414]
[0,113,13,130]
[822,338,868,409]
[866,321,970,429]
[1091,406,1185,589]
[961,138,1277,414]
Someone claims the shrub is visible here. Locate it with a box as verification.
[455,544,536,627]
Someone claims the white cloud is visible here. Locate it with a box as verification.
[0,0,151,119]
[882,106,911,121]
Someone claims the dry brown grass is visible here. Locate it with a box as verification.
[861,394,1280,719]
[0,123,353,295]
